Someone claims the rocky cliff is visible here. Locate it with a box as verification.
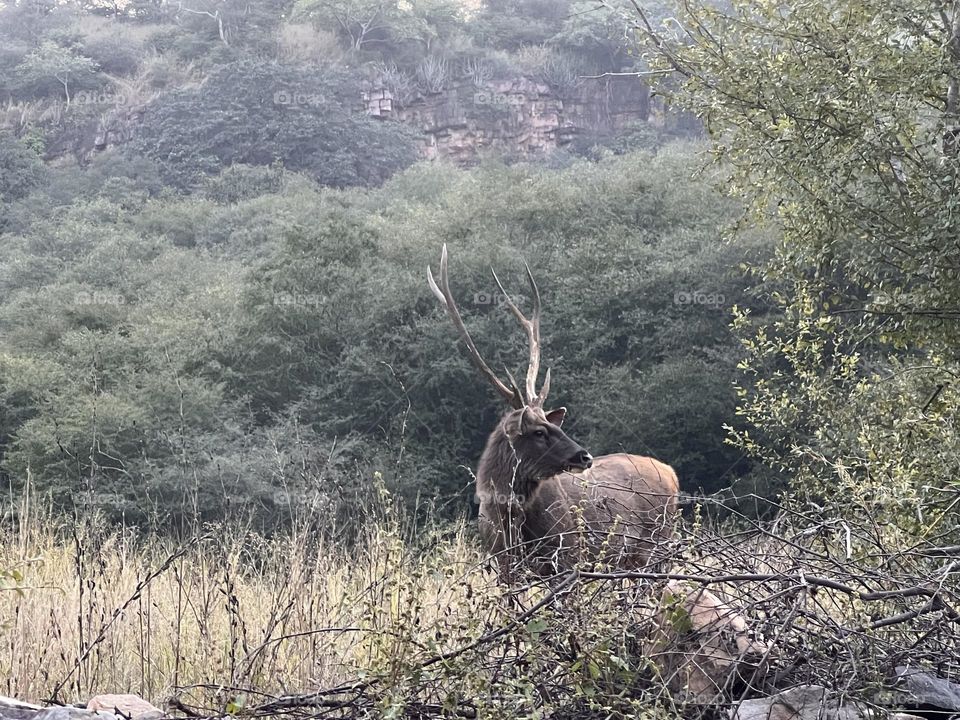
[38,73,672,167]
[361,75,654,163]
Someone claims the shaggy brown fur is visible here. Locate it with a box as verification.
[476,406,679,576]
[427,245,679,577]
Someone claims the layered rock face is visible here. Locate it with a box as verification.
[35,74,666,166]
[361,75,654,163]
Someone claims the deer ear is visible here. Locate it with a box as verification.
[544,407,567,427]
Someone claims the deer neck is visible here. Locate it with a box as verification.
[476,426,538,506]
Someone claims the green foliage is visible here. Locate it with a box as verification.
[549,0,633,72]
[0,143,773,525]
[0,41,31,100]
[14,40,101,103]
[126,0,292,59]
[467,0,572,52]
[134,59,420,190]
[201,164,288,203]
[0,0,770,528]
[292,0,464,63]
[225,146,770,504]
[78,32,146,76]
[569,121,692,159]
[0,0,71,47]
[0,133,48,205]
[638,0,960,536]
[514,45,585,96]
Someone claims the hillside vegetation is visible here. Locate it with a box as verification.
[0,0,751,525]
[0,140,771,524]
[1,0,959,717]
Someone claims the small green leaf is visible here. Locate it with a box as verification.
[525,618,548,641]
[226,694,247,715]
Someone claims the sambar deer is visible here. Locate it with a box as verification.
[427,245,679,577]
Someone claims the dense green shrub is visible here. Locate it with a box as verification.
[638,0,960,541]
[0,144,774,525]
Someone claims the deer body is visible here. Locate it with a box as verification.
[428,246,679,577]
[476,413,679,574]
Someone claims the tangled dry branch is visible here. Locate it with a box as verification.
[161,497,960,720]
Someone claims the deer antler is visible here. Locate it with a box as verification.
[427,245,523,409]
[491,261,551,408]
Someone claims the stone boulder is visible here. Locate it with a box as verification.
[733,686,871,720]
[0,695,162,720]
[893,665,960,713]
[0,697,44,720]
[87,695,162,720]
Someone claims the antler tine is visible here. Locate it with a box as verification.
[523,260,547,405]
[523,260,542,331]
[491,262,546,407]
[537,367,551,407]
[427,245,522,408]
[522,262,553,407]
[503,367,525,405]
[426,263,447,307]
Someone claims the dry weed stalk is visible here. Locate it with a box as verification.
[0,493,957,719]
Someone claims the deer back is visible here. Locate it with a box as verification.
[518,453,679,571]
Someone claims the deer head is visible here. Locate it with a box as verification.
[427,245,593,488]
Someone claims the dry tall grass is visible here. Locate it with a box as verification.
[0,494,502,710]
[2,490,957,719]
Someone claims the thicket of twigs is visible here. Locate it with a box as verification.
[1,488,958,720]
